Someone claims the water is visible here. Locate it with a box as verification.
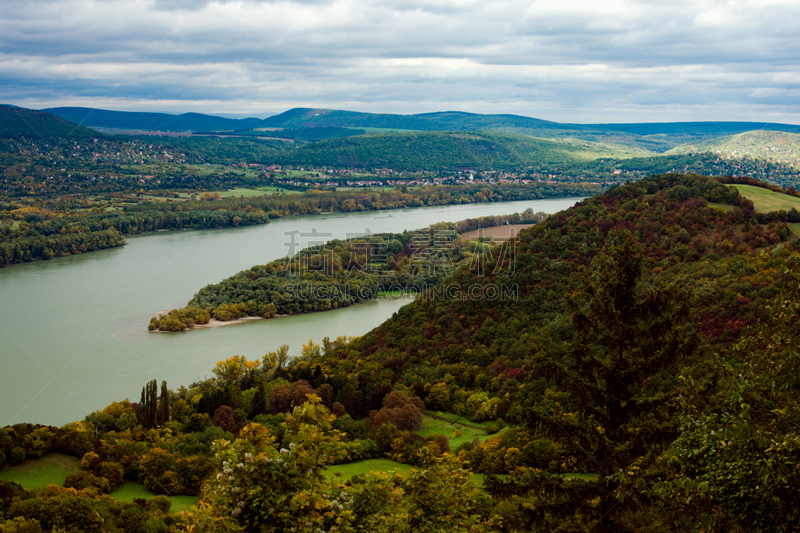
[0,198,582,426]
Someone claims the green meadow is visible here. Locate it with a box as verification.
[732,184,800,213]
[0,454,80,490]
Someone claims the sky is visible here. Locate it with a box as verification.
[2,0,800,123]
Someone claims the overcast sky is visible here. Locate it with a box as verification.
[2,0,800,123]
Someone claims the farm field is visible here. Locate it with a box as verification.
[460,224,534,243]
[0,454,80,490]
[732,184,800,213]
[110,482,199,513]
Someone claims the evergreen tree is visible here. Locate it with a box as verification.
[513,231,698,531]
[158,381,169,426]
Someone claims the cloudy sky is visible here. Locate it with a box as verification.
[2,0,800,123]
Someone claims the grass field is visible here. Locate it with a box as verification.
[324,458,504,487]
[789,223,800,237]
[324,458,414,481]
[460,224,534,243]
[110,482,199,513]
[213,187,300,198]
[732,184,800,213]
[0,454,81,490]
[418,412,504,449]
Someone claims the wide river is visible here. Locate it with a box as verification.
[0,198,582,426]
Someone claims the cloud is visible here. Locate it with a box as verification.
[1,0,799,122]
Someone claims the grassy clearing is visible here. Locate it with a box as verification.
[789,223,800,237]
[110,482,199,513]
[732,184,800,213]
[419,412,506,449]
[460,224,534,243]
[324,458,504,487]
[0,454,81,490]
[324,458,414,481]
[354,127,419,133]
[212,187,299,198]
[11,221,20,230]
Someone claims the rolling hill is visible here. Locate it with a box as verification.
[41,105,800,153]
[667,129,800,164]
[270,131,652,171]
[0,105,100,139]
[43,107,262,132]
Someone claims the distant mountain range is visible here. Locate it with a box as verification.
[39,106,800,153]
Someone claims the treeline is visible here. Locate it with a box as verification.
[1,182,593,267]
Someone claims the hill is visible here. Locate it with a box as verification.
[667,129,800,164]
[38,105,800,153]
[307,173,800,530]
[43,107,262,132]
[0,105,100,139]
[271,131,651,171]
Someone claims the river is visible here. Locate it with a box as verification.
[0,198,582,426]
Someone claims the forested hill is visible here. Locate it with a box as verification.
[42,107,262,132]
[271,131,647,171]
[311,173,800,530]
[0,105,100,139]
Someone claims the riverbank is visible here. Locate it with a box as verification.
[149,294,417,332]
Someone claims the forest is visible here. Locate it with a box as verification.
[2,173,800,532]
[149,209,551,331]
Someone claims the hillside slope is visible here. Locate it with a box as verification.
[271,131,651,171]
[0,105,100,139]
[308,173,800,530]
[667,129,800,164]
[44,107,262,132]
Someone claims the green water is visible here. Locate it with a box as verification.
[0,198,581,426]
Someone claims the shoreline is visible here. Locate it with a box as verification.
[149,294,416,333]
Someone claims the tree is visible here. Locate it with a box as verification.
[263,345,290,372]
[639,265,800,532]
[158,380,170,425]
[517,231,698,531]
[300,339,321,361]
[137,379,159,428]
[201,396,352,533]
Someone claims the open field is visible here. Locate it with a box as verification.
[325,458,414,481]
[110,482,199,513]
[0,454,81,490]
[460,224,534,243]
[213,187,301,198]
[324,458,503,487]
[789,223,800,237]
[418,412,503,449]
[732,184,800,213]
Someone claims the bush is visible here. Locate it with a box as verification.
[9,447,25,464]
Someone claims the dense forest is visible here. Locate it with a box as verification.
[2,173,800,532]
[150,210,551,331]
